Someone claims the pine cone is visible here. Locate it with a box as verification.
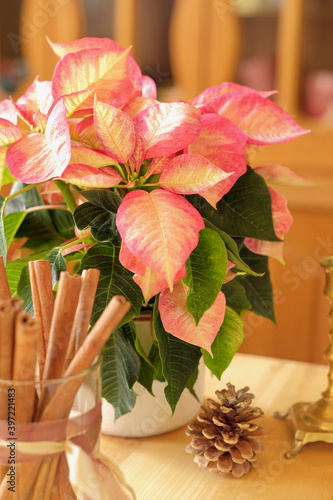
[185,383,265,478]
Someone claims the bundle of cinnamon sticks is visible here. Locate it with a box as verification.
[0,256,132,499]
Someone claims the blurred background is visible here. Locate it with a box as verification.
[1,0,333,364]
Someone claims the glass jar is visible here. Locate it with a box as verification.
[0,356,118,499]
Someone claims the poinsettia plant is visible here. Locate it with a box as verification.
[0,37,310,417]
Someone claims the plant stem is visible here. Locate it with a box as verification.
[59,236,91,252]
[25,205,68,213]
[5,183,40,201]
[53,180,77,213]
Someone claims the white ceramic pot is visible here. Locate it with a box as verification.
[101,313,205,437]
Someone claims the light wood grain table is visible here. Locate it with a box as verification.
[100,353,333,500]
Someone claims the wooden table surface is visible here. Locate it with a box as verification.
[100,353,333,500]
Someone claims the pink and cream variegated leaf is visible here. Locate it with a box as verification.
[0,146,7,186]
[255,164,313,186]
[0,118,22,146]
[61,242,91,257]
[244,238,286,263]
[68,122,80,142]
[122,96,158,118]
[159,282,226,354]
[60,163,122,188]
[48,36,124,58]
[94,97,136,163]
[134,264,186,304]
[120,241,187,300]
[244,187,293,262]
[15,78,53,126]
[129,134,145,172]
[120,240,187,302]
[76,116,103,150]
[33,110,48,133]
[119,241,147,276]
[205,92,310,145]
[147,154,175,175]
[0,99,18,124]
[116,189,205,289]
[6,99,71,183]
[48,36,142,93]
[70,144,115,168]
[56,88,95,118]
[266,187,293,239]
[133,102,202,158]
[142,76,157,99]
[39,181,64,205]
[192,82,277,106]
[224,261,237,284]
[52,47,138,110]
[189,114,247,205]
[159,153,231,194]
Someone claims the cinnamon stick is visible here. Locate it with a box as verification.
[65,268,100,369]
[42,272,82,381]
[0,256,10,300]
[29,261,44,376]
[29,260,55,377]
[0,298,23,400]
[40,295,131,421]
[37,272,82,415]
[12,312,40,422]
[33,260,54,350]
[0,301,16,383]
[0,311,40,495]
[0,300,17,483]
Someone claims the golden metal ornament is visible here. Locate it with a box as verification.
[274,255,333,458]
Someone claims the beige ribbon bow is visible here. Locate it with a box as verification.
[0,438,136,500]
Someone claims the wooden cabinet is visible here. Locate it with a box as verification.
[237,1,333,364]
[1,0,332,363]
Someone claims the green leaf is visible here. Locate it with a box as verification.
[240,246,275,322]
[17,211,63,243]
[64,249,85,263]
[22,238,62,253]
[204,219,262,277]
[184,228,228,325]
[5,251,47,295]
[8,182,64,244]
[148,342,165,382]
[120,320,155,395]
[137,356,155,395]
[186,367,199,401]
[1,167,15,187]
[4,212,26,248]
[74,202,121,244]
[7,247,65,303]
[202,306,244,379]
[222,279,252,315]
[49,208,75,240]
[79,242,143,327]
[188,167,280,242]
[16,247,65,311]
[16,266,33,313]
[114,322,141,390]
[153,299,202,412]
[45,248,67,285]
[78,189,122,212]
[0,196,7,263]
[102,326,140,419]
[75,188,122,245]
